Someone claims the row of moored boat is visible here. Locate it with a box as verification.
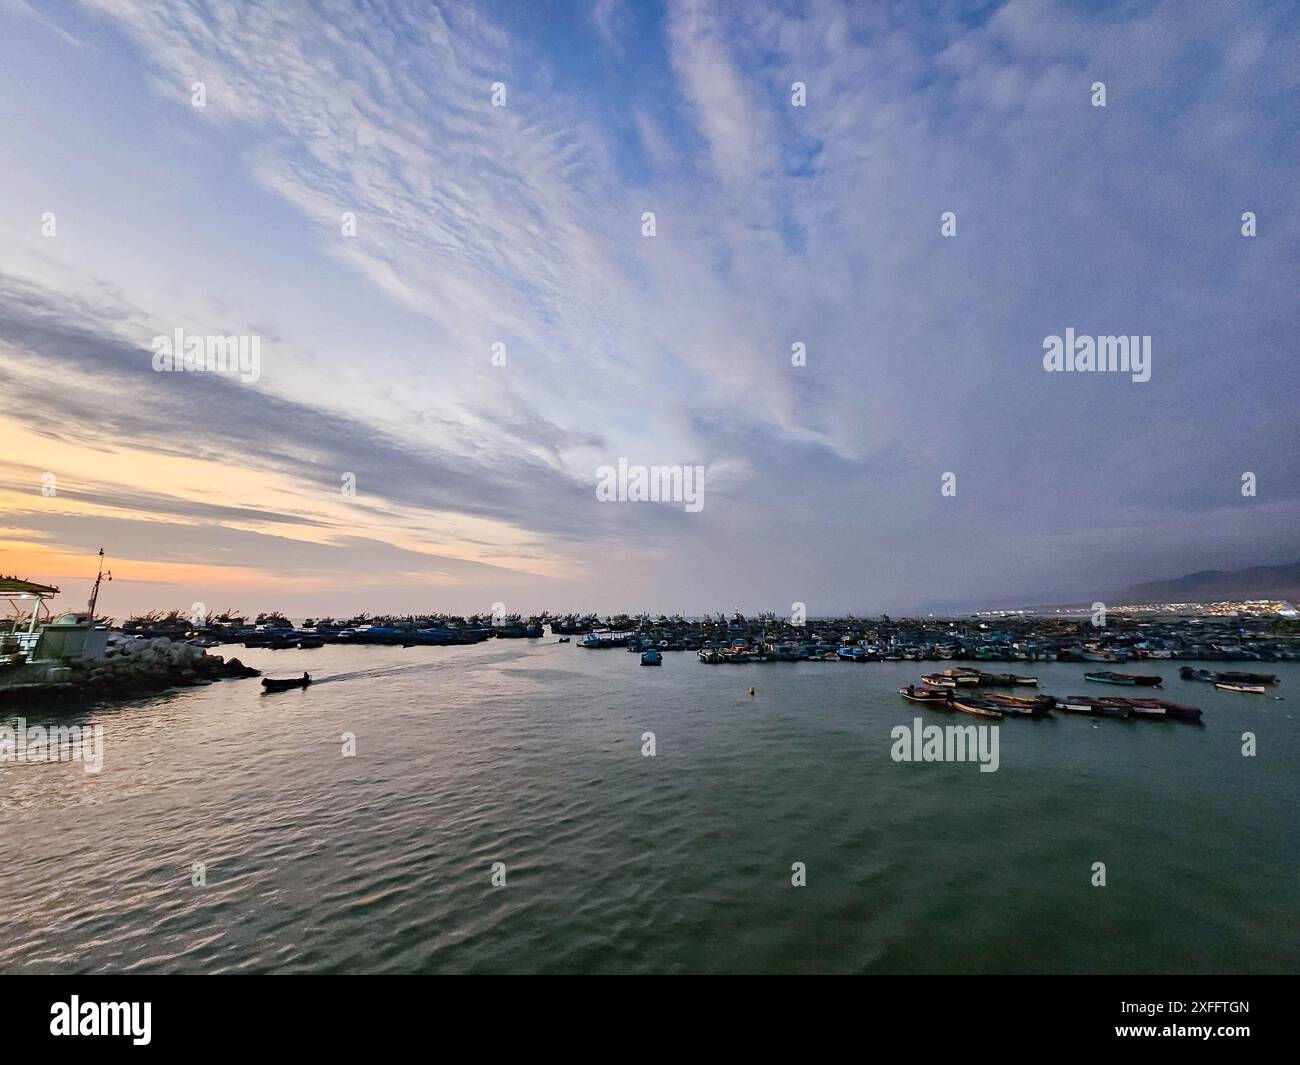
[899,668,1205,721]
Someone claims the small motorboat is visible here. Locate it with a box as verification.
[898,685,951,705]
[640,649,662,666]
[949,696,1004,720]
[1084,671,1162,687]
[296,635,325,649]
[1215,682,1266,694]
[836,646,865,661]
[262,673,312,692]
[697,649,721,663]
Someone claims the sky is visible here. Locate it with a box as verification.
[0,0,1296,620]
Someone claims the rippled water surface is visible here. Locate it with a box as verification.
[2,642,1296,973]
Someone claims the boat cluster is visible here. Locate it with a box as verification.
[112,609,1300,663]
[568,611,1300,663]
[1179,666,1280,694]
[123,611,550,648]
[898,668,1205,722]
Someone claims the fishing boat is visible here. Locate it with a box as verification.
[1215,682,1266,694]
[1084,671,1162,687]
[697,648,721,663]
[1106,697,1202,721]
[640,649,662,666]
[836,646,865,661]
[898,685,950,705]
[296,635,324,649]
[948,695,1004,720]
[981,693,1053,716]
[1117,699,1166,718]
[262,673,311,692]
[1216,671,1279,686]
[1058,696,1132,718]
[975,672,1039,687]
[1148,699,1202,721]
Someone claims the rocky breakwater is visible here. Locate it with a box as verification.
[0,635,261,708]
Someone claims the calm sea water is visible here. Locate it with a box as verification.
[1,641,1296,974]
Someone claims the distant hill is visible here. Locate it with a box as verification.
[1109,560,1300,605]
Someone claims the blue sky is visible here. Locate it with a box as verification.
[0,0,1296,617]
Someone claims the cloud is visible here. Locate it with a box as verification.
[0,0,1293,612]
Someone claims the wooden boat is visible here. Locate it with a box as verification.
[981,693,1053,716]
[977,673,1039,688]
[1084,671,1162,687]
[1215,682,1266,694]
[1117,699,1166,718]
[1216,671,1278,686]
[262,673,311,692]
[1058,696,1132,718]
[898,685,950,705]
[1152,699,1202,721]
[949,696,1004,720]
[1114,697,1202,721]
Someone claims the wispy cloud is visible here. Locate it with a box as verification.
[0,0,1295,613]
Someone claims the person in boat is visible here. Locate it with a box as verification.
[303,672,311,682]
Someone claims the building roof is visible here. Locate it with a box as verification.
[0,577,61,597]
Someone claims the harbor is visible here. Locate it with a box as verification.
[3,634,1296,975]
[3,567,1296,709]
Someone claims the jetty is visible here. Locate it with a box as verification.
[0,569,258,709]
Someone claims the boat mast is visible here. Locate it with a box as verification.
[87,548,112,617]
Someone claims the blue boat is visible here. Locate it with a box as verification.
[640,649,663,666]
